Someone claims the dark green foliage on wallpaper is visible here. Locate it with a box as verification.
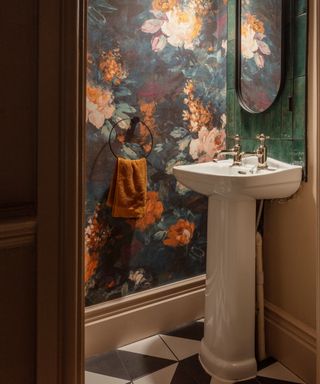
[85,0,228,306]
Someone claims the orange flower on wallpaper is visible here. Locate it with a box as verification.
[85,203,110,252]
[182,80,213,132]
[152,0,177,13]
[85,251,99,283]
[139,100,157,136]
[129,191,164,231]
[246,13,265,34]
[99,48,128,85]
[191,0,212,16]
[128,100,157,154]
[140,100,156,120]
[163,219,195,247]
[87,53,94,74]
[143,143,152,153]
[116,133,126,144]
[86,84,115,129]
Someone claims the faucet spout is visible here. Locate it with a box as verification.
[213,148,242,165]
[213,135,242,165]
[213,149,238,162]
[239,151,259,160]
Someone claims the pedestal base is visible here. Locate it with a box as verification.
[200,339,257,382]
[200,195,257,381]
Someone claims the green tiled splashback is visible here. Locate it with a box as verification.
[226,0,308,175]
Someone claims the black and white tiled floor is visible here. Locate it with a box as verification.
[85,320,304,384]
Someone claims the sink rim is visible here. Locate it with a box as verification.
[173,157,303,199]
[173,157,302,180]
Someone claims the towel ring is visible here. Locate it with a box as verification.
[89,116,153,181]
[108,116,153,159]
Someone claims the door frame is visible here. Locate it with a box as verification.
[316,0,320,380]
[36,0,320,383]
[37,0,86,383]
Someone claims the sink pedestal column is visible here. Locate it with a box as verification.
[199,195,257,383]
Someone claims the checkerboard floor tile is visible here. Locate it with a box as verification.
[85,320,304,384]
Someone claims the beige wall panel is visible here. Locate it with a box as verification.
[0,0,37,207]
[263,181,317,329]
[265,320,316,383]
[263,0,317,331]
[0,245,36,384]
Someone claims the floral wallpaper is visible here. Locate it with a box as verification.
[85,0,227,306]
[239,0,282,113]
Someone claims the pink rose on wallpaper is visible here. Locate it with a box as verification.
[141,18,164,34]
[257,40,271,55]
[189,127,226,161]
[151,35,167,52]
[241,13,271,69]
[203,127,226,157]
[86,85,115,129]
[189,138,202,160]
[254,52,265,69]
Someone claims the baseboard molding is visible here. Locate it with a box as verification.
[85,275,206,358]
[264,300,316,383]
[0,217,36,249]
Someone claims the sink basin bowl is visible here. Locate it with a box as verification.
[173,157,302,199]
[172,157,302,383]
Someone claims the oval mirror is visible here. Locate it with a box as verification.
[236,0,283,113]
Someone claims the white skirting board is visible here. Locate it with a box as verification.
[85,275,206,358]
[264,300,317,384]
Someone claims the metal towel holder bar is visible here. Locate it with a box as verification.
[89,116,154,180]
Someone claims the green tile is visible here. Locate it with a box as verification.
[268,140,293,163]
[246,112,257,138]
[227,0,236,41]
[226,89,236,136]
[294,14,307,77]
[267,139,281,160]
[224,0,307,170]
[265,96,282,139]
[239,108,253,138]
[295,0,308,16]
[226,135,241,149]
[293,76,306,139]
[226,136,233,149]
[292,139,306,166]
[284,23,293,80]
[234,94,242,136]
[280,140,294,163]
[281,78,293,139]
[227,39,235,90]
[241,139,256,152]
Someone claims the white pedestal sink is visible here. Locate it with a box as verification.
[173,157,302,383]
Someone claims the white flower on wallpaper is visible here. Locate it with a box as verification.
[141,0,215,52]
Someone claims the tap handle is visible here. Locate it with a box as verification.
[233,134,241,144]
[256,133,270,145]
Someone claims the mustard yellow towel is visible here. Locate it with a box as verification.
[107,157,147,218]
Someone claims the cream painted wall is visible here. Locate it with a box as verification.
[263,0,317,331]
[262,0,318,381]
[263,181,316,328]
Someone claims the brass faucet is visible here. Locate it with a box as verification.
[213,133,270,168]
[255,133,269,168]
[237,133,270,168]
[213,134,242,165]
